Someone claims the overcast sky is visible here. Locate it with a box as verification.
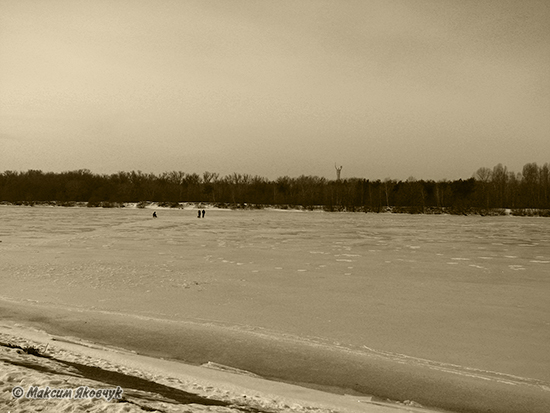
[1,0,549,181]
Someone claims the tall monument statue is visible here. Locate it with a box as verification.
[335,164,343,181]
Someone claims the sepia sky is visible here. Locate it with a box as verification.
[1,0,549,181]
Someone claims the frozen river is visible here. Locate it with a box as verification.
[1,205,549,412]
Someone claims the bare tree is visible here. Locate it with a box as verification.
[202,171,219,184]
[474,167,492,183]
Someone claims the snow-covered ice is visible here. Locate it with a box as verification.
[1,206,550,412]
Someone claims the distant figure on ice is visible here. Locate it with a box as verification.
[152,211,157,218]
[197,210,201,218]
[202,209,205,218]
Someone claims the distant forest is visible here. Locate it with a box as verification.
[1,162,550,216]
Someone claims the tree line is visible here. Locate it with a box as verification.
[1,162,549,215]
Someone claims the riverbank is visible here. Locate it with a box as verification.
[0,318,434,413]
[2,200,550,217]
[2,297,550,413]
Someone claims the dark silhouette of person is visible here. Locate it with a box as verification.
[202,209,205,218]
[153,211,157,218]
[197,210,201,218]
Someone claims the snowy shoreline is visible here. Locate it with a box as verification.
[3,200,550,217]
[2,297,550,413]
[0,319,433,413]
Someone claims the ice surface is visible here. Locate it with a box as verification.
[1,205,550,412]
